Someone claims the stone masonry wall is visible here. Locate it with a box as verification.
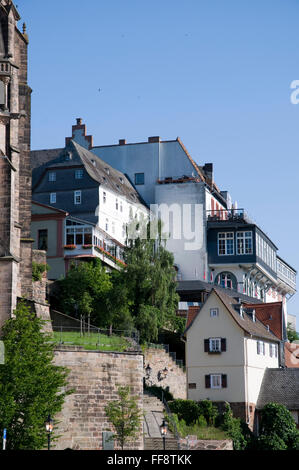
[179,436,233,450]
[144,348,186,399]
[53,347,144,450]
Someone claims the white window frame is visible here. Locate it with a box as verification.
[209,338,221,353]
[210,308,219,318]
[236,231,253,255]
[103,191,106,204]
[74,190,82,205]
[48,172,56,182]
[50,193,56,204]
[210,374,222,389]
[218,232,234,256]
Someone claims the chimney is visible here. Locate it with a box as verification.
[203,163,213,185]
[76,118,83,126]
[119,139,126,146]
[148,136,161,143]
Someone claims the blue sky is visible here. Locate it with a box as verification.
[17,0,299,324]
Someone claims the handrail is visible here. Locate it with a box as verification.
[161,391,181,449]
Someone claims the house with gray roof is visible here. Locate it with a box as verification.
[31,139,150,278]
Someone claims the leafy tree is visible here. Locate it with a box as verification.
[55,259,112,326]
[122,218,180,342]
[0,302,71,450]
[257,403,299,450]
[287,322,299,343]
[105,386,142,450]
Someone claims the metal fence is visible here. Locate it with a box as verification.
[52,325,140,352]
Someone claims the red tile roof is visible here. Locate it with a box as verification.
[245,302,283,340]
[285,342,299,368]
[186,306,201,330]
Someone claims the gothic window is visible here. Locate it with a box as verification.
[215,272,237,290]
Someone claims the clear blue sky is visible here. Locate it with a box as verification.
[17,0,299,325]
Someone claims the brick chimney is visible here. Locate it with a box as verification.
[148,136,161,143]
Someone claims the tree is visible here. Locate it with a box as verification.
[55,259,112,326]
[0,302,71,450]
[287,322,299,343]
[105,386,142,450]
[122,218,180,342]
[257,403,299,450]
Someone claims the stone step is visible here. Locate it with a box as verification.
[144,438,179,450]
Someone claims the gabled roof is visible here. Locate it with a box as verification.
[184,287,280,342]
[32,200,69,215]
[33,140,148,207]
[256,368,299,410]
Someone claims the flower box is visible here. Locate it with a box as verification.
[64,245,77,250]
[82,245,93,249]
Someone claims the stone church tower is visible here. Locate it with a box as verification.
[0,1,48,328]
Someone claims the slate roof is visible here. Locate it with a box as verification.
[256,368,299,410]
[32,140,147,206]
[185,287,280,342]
[177,280,262,304]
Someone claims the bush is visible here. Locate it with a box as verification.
[197,400,218,426]
[216,403,247,450]
[32,261,50,281]
[168,399,201,426]
[257,403,299,450]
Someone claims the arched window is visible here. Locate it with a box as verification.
[215,272,237,290]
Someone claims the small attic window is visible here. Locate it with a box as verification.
[65,152,72,161]
[119,177,124,184]
[104,167,110,175]
[91,159,96,167]
[102,176,106,182]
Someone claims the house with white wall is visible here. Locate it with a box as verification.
[31,119,296,314]
[31,139,149,278]
[184,287,281,429]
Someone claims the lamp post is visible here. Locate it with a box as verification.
[160,419,168,451]
[45,415,53,450]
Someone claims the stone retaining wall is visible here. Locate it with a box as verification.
[144,348,186,399]
[179,436,233,450]
[53,346,144,450]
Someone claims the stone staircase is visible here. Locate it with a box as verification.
[143,392,179,450]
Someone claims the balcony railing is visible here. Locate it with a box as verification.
[207,208,253,224]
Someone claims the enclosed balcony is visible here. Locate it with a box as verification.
[64,218,125,270]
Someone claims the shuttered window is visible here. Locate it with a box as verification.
[205,374,227,389]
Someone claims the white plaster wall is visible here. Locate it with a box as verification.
[186,292,246,402]
[97,186,149,244]
[155,182,207,281]
[92,141,197,206]
[245,337,279,404]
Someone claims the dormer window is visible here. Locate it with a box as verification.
[119,177,124,184]
[104,167,110,175]
[65,152,72,161]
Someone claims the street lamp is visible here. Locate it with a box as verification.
[160,419,168,451]
[45,415,53,450]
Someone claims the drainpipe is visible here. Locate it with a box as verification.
[244,337,251,425]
